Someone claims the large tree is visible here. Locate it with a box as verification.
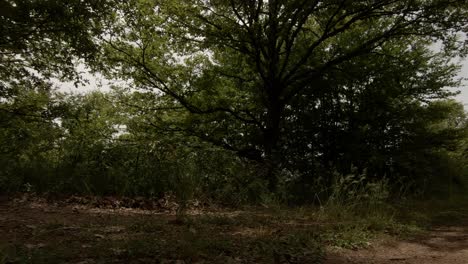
[100,0,468,188]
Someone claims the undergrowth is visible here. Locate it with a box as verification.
[1,171,467,264]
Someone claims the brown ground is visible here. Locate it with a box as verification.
[1,195,467,263]
[0,195,323,263]
[326,225,468,264]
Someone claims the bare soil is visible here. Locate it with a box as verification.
[1,195,467,264]
[326,224,468,264]
[0,195,322,263]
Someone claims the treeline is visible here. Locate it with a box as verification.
[1,88,466,204]
[1,0,467,204]
[0,90,265,204]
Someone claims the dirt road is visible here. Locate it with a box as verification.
[326,226,468,264]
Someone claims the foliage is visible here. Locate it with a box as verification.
[98,0,468,191]
[0,0,467,205]
[3,4,468,262]
[0,83,62,192]
[0,0,110,83]
[0,0,113,192]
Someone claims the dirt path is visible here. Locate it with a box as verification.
[0,197,325,263]
[1,196,468,263]
[325,226,468,264]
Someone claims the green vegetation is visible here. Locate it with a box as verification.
[1,0,468,262]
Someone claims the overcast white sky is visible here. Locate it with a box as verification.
[59,57,468,110]
[455,59,468,108]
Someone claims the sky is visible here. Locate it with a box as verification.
[59,58,468,110]
[455,59,468,108]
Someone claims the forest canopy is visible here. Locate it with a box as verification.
[1,0,467,204]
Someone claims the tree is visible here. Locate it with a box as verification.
[0,0,112,192]
[100,0,467,189]
[0,0,111,107]
[392,100,468,195]
[281,35,462,188]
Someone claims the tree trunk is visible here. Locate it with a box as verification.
[263,96,283,192]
